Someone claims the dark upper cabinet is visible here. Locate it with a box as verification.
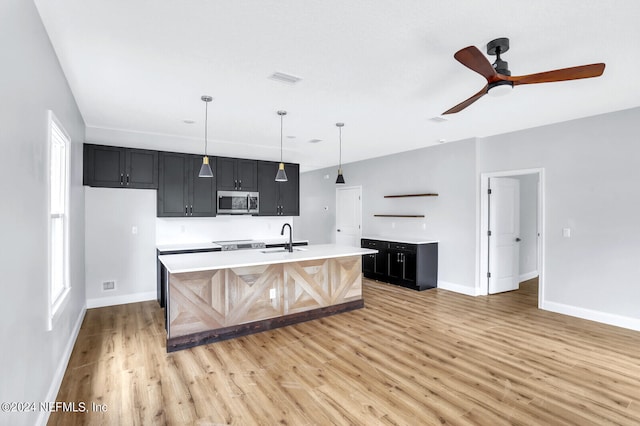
[257,161,299,216]
[83,144,158,189]
[216,157,257,191]
[157,152,216,217]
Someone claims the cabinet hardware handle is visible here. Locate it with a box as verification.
[126,174,130,185]
[190,205,193,215]
[120,173,124,185]
[234,179,238,189]
[239,179,242,189]
[515,237,521,242]
[185,205,188,215]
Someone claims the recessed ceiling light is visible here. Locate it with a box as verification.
[438,139,447,144]
[308,139,322,144]
[183,119,195,124]
[429,116,448,123]
[286,135,297,139]
[268,72,302,85]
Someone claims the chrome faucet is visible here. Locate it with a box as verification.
[281,223,293,252]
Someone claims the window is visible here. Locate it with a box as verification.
[49,111,70,326]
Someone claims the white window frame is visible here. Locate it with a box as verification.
[47,110,71,330]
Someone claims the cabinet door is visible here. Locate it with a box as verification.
[279,163,299,216]
[158,153,189,217]
[374,250,387,278]
[257,161,279,215]
[402,252,417,284]
[216,157,237,191]
[189,155,217,216]
[362,253,376,277]
[387,250,403,282]
[126,148,158,189]
[83,144,125,187]
[237,159,257,191]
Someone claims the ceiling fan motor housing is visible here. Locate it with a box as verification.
[487,37,511,75]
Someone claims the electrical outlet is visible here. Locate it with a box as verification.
[131,226,138,234]
[269,288,276,299]
[102,281,116,291]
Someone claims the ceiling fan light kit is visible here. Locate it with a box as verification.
[442,37,605,114]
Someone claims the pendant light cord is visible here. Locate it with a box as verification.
[339,125,342,168]
[280,113,283,162]
[204,101,209,156]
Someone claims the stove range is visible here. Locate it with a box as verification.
[213,239,267,251]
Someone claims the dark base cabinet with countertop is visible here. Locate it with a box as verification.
[361,238,438,291]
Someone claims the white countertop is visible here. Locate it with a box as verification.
[159,244,377,273]
[157,239,309,253]
[362,235,439,244]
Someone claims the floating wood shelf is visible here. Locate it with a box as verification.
[384,193,439,198]
[374,214,425,218]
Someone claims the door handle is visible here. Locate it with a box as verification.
[515,237,521,242]
[337,229,341,232]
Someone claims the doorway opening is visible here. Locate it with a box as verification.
[479,169,544,308]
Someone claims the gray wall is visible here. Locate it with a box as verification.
[296,138,478,292]
[298,107,640,327]
[478,108,640,321]
[0,1,86,425]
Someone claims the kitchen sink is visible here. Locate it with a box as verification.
[260,247,307,253]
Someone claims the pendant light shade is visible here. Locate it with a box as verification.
[335,122,345,184]
[275,110,288,182]
[198,95,214,178]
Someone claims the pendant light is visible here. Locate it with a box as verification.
[198,95,214,178]
[275,110,288,182]
[335,122,345,184]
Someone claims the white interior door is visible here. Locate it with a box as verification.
[489,177,521,294]
[335,186,361,246]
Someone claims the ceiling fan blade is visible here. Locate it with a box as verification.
[508,63,605,85]
[442,85,488,115]
[454,46,498,81]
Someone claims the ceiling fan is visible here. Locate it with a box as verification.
[442,37,605,114]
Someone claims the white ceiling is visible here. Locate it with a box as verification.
[34,0,640,172]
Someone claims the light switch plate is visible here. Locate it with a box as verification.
[269,288,276,299]
[562,228,571,238]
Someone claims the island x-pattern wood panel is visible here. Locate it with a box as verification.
[169,256,362,338]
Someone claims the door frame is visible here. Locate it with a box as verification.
[335,185,362,245]
[479,168,545,308]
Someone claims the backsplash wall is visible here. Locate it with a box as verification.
[156,216,296,245]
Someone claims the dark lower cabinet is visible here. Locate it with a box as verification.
[362,239,387,281]
[83,143,158,189]
[362,239,438,291]
[157,152,216,217]
[257,161,299,216]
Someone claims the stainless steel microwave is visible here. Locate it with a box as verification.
[217,191,259,214]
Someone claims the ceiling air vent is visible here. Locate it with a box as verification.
[268,72,302,85]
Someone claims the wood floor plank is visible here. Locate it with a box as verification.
[49,279,640,425]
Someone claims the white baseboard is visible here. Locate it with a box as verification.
[87,291,156,309]
[519,270,539,282]
[542,300,640,332]
[437,280,479,296]
[37,304,86,426]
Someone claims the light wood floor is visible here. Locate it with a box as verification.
[50,279,640,425]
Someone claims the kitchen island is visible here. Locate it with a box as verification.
[158,244,377,351]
